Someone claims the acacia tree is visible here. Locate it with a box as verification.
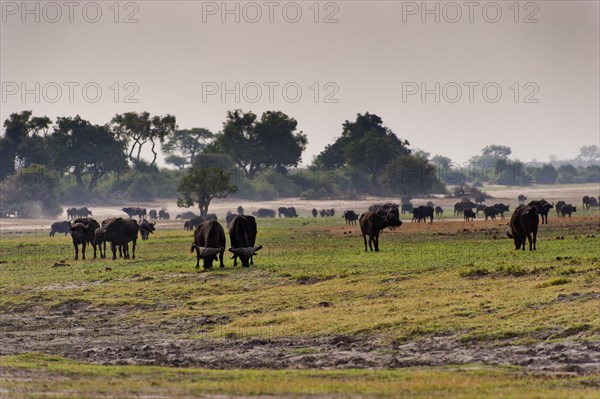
[177,165,237,217]
[50,116,128,189]
[111,111,177,166]
[208,110,307,179]
[162,127,213,167]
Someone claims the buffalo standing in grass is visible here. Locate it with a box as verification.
[102,218,149,260]
[539,202,554,224]
[463,209,476,221]
[483,206,498,220]
[158,210,170,220]
[139,219,156,241]
[343,210,359,225]
[492,203,510,219]
[561,204,576,217]
[148,209,158,219]
[401,203,413,214]
[435,206,443,217]
[69,218,100,260]
[191,220,226,269]
[506,204,538,251]
[50,221,70,237]
[312,208,318,218]
[359,206,402,252]
[555,201,566,217]
[228,215,262,267]
[253,208,276,218]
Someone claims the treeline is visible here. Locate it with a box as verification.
[0,109,598,218]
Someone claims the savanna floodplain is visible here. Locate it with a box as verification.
[1,211,599,398]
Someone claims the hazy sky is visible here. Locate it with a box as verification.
[2,1,598,166]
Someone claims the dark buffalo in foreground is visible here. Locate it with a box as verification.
[343,210,359,225]
[463,209,476,221]
[191,220,226,269]
[359,206,402,252]
[50,221,70,237]
[506,204,538,251]
[561,204,576,217]
[102,218,148,260]
[492,203,510,219]
[69,218,100,260]
[483,207,498,220]
[253,208,276,218]
[139,219,156,241]
[228,215,262,267]
[555,201,566,216]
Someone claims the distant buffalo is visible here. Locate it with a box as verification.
[278,207,298,218]
[176,211,198,220]
[561,204,576,217]
[50,221,70,237]
[158,210,170,220]
[463,209,476,221]
[139,219,156,241]
[312,208,318,218]
[555,201,566,217]
[148,209,158,219]
[401,203,413,214]
[492,203,510,219]
[185,216,204,231]
[122,207,146,220]
[435,206,443,217]
[252,208,276,218]
[483,207,498,220]
[343,210,359,225]
[67,207,93,219]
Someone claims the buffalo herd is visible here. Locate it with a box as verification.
[49,194,597,265]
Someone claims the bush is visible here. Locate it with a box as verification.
[0,165,62,218]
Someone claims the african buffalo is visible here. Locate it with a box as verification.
[342,210,359,225]
[492,203,510,219]
[463,209,476,221]
[237,206,244,215]
[252,208,276,218]
[435,206,443,217]
[278,207,298,218]
[148,209,158,219]
[191,220,226,269]
[50,221,70,237]
[555,201,566,217]
[225,211,236,227]
[158,210,170,220]
[539,202,554,224]
[483,206,498,220]
[176,211,198,220]
[312,208,318,217]
[583,195,591,210]
[185,216,204,231]
[102,218,148,260]
[561,204,576,217]
[139,219,156,241]
[228,215,262,268]
[506,204,538,251]
[69,218,100,260]
[401,203,413,214]
[360,206,402,252]
[412,206,434,223]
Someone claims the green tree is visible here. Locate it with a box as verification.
[315,112,410,170]
[344,131,403,183]
[1,111,51,178]
[111,111,177,166]
[535,164,558,184]
[577,145,599,163]
[379,155,438,195]
[209,110,307,179]
[162,128,214,167]
[177,165,237,216]
[50,116,128,190]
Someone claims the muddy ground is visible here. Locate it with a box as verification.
[1,302,599,375]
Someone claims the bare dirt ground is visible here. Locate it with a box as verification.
[1,304,599,375]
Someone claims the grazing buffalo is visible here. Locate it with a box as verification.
[342,210,359,225]
[312,208,318,217]
[561,204,576,217]
[78,207,92,218]
[475,204,487,215]
[435,206,443,217]
[320,209,327,217]
[555,201,566,217]
[401,203,413,214]
[589,197,599,207]
[228,215,262,267]
[158,210,170,220]
[518,194,527,205]
[413,206,434,223]
[50,221,70,237]
[492,203,510,219]
[69,218,100,260]
[184,216,204,231]
[139,219,156,241]
[122,207,146,220]
[191,220,226,269]
[463,209,476,221]
[359,206,402,252]
[539,202,554,224]
[506,204,538,251]
[148,209,158,219]
[483,207,497,220]
[278,207,299,218]
[454,201,476,216]
[176,211,198,220]
[252,208,276,218]
[237,206,244,215]
[102,218,148,260]
[583,196,591,210]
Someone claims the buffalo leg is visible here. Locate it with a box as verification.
[82,242,86,260]
[219,249,225,268]
[374,233,380,252]
[363,234,368,252]
[73,243,79,260]
[131,239,136,259]
[195,249,200,268]
[111,242,117,260]
[92,242,97,259]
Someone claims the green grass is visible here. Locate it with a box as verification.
[2,353,598,399]
[1,215,599,397]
